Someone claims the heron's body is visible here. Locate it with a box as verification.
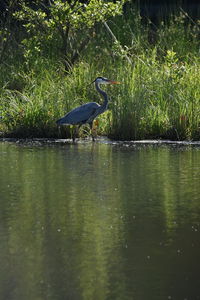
[56,102,101,126]
[56,77,120,141]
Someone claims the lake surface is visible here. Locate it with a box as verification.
[0,141,200,300]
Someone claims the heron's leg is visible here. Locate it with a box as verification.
[72,126,78,142]
[57,125,61,137]
[89,122,95,142]
[72,126,76,142]
[77,124,82,139]
[73,124,82,142]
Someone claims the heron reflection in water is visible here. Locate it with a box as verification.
[56,77,120,142]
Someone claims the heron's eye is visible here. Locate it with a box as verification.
[95,77,108,84]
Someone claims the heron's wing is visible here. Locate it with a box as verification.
[59,102,100,125]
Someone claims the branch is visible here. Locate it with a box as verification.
[70,33,91,65]
[103,21,132,64]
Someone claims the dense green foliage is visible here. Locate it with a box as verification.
[0,1,199,140]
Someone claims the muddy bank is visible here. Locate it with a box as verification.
[1,137,200,147]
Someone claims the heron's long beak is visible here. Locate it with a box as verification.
[108,80,121,84]
[89,79,121,85]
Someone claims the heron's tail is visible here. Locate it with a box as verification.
[56,117,65,125]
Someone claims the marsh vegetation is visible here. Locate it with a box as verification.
[0,1,199,140]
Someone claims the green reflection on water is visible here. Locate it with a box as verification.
[0,142,200,300]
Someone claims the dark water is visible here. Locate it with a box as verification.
[0,141,200,300]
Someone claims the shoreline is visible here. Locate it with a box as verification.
[1,137,200,147]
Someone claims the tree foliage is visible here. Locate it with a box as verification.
[14,0,127,69]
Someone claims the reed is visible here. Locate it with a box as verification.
[108,53,199,140]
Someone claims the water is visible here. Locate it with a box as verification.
[0,141,200,300]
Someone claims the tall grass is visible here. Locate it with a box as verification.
[0,10,199,140]
[109,55,199,140]
[0,60,104,138]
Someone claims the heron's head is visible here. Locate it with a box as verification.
[93,77,120,85]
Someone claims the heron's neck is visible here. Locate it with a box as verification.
[95,82,108,109]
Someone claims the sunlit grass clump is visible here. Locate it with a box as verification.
[110,53,199,140]
[0,11,199,140]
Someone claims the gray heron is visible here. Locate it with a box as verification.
[56,76,120,141]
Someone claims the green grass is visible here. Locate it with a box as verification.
[110,56,199,140]
[0,10,199,140]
